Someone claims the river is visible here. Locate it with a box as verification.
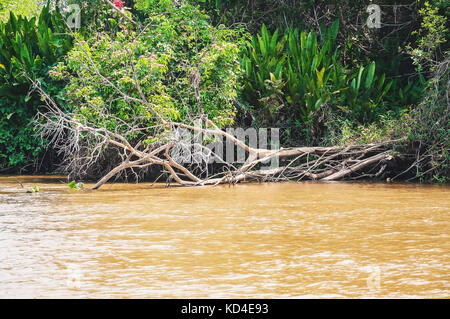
[0,176,449,298]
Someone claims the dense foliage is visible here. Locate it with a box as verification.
[241,22,394,127]
[0,0,39,22]
[0,3,71,170]
[50,0,243,137]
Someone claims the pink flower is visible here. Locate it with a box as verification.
[113,0,124,10]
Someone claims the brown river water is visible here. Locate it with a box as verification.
[0,175,449,298]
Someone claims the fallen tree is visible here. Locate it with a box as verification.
[30,70,400,190]
[27,0,406,189]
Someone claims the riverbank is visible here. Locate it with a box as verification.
[1,1,448,186]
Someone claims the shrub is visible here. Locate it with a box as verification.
[405,57,449,182]
[241,21,393,128]
[0,4,72,170]
[57,0,244,126]
[407,0,449,72]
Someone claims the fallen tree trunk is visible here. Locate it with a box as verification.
[87,139,397,189]
[321,152,392,181]
[30,74,400,190]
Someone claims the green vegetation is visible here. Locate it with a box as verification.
[0,0,39,22]
[67,180,83,190]
[55,0,243,131]
[0,3,71,170]
[407,1,449,71]
[241,22,394,127]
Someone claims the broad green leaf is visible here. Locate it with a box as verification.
[314,98,322,110]
[364,62,375,89]
[270,29,279,52]
[377,73,386,91]
[380,80,394,99]
[316,67,325,87]
[330,20,339,41]
[356,66,364,91]
[257,34,266,56]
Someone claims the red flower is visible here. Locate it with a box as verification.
[113,0,124,10]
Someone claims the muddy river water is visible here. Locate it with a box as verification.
[0,176,448,298]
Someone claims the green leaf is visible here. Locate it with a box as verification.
[270,29,279,53]
[377,73,386,91]
[108,18,117,28]
[314,98,322,110]
[365,62,375,89]
[356,66,364,91]
[330,20,339,41]
[316,67,325,87]
[306,32,313,52]
[381,80,393,98]
[257,34,266,56]
[67,181,80,190]
[269,72,276,82]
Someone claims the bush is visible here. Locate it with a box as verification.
[241,22,394,128]
[407,0,449,72]
[57,0,244,126]
[323,111,407,147]
[405,57,449,183]
[0,4,72,170]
